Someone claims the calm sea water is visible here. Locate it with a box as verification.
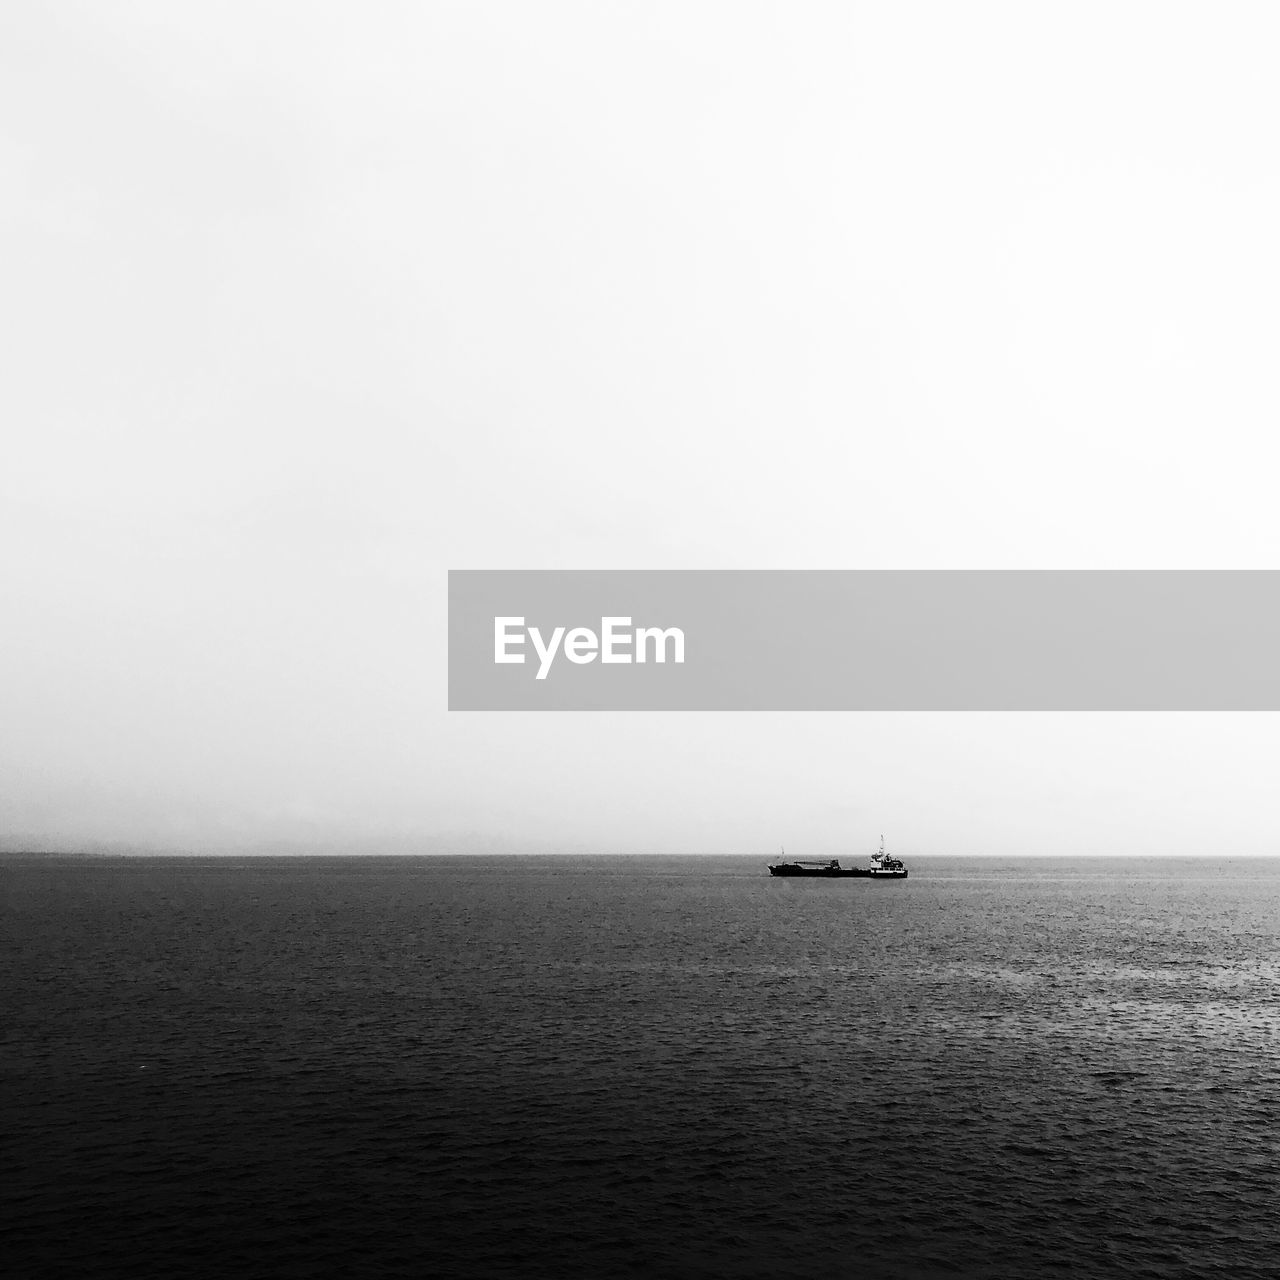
[5,854,1280,1278]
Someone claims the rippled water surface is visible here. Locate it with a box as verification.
[5,854,1280,1277]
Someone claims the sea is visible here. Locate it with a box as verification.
[4,854,1280,1278]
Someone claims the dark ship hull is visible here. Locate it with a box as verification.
[768,863,907,879]
[768,840,908,879]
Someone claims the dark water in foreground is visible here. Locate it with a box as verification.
[5,855,1280,1278]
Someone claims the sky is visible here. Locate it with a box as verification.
[4,2,1280,855]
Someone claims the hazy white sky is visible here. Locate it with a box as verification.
[4,2,1280,854]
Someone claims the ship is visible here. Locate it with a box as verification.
[768,835,908,879]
